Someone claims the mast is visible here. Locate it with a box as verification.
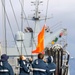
[21,0,24,32]
[33,0,40,34]
[31,0,43,46]
[2,0,7,54]
[21,0,24,55]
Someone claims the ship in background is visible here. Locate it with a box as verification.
[0,0,70,75]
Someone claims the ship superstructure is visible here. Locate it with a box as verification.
[0,0,70,75]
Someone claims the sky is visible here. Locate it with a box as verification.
[0,0,75,57]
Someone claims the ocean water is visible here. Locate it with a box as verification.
[69,58,75,75]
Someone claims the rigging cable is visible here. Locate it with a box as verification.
[1,0,21,55]
[19,0,37,55]
[9,0,27,56]
[19,0,39,56]
[9,0,27,55]
[45,0,62,31]
[9,0,20,30]
[19,0,30,27]
[45,0,49,23]
[18,0,37,55]
[45,0,61,32]
[50,21,62,29]
[50,21,62,32]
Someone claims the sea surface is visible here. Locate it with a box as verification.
[69,58,75,75]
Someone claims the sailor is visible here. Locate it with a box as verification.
[0,54,14,75]
[47,56,56,75]
[18,55,32,75]
[32,53,47,75]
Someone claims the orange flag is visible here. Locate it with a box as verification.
[32,25,45,54]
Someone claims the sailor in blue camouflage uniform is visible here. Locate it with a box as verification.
[0,54,14,75]
[18,55,32,75]
[47,56,56,75]
[32,53,48,75]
